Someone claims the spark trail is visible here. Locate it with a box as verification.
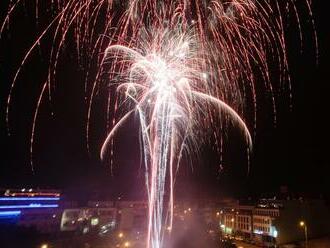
[99,28,252,247]
[1,1,317,248]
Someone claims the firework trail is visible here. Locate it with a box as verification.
[99,27,252,247]
[1,1,317,247]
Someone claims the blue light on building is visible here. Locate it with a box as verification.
[0,204,59,209]
[0,197,60,201]
[0,211,21,218]
[270,226,278,238]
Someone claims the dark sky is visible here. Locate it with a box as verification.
[0,1,329,200]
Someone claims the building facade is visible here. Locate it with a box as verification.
[0,188,62,233]
[220,198,330,247]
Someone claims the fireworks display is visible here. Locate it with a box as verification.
[1,1,316,247]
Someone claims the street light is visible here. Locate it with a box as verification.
[299,221,308,248]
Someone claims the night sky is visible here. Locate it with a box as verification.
[0,1,329,200]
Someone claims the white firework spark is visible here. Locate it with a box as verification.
[99,28,251,247]
[1,1,317,247]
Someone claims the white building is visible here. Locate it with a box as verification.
[60,207,117,232]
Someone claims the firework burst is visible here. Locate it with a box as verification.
[1,1,316,247]
[99,26,252,247]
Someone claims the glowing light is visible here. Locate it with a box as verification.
[0,197,60,201]
[254,230,263,235]
[0,204,58,209]
[91,218,99,226]
[224,227,232,234]
[1,1,317,248]
[0,211,21,217]
[5,192,60,197]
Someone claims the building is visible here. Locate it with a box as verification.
[220,198,330,247]
[60,207,117,233]
[0,188,62,233]
[235,205,253,240]
[116,201,148,233]
[252,202,280,245]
